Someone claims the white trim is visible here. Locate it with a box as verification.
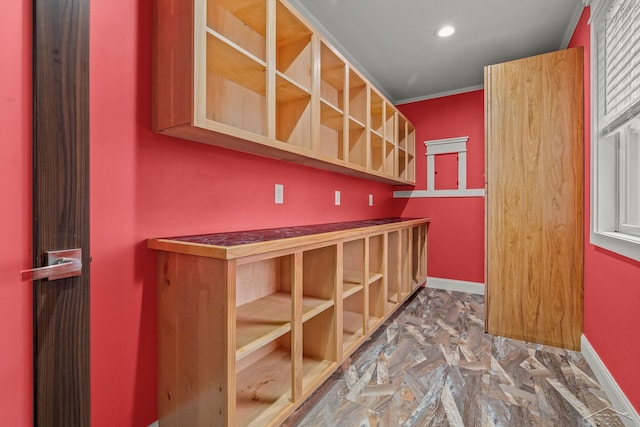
[425,137,468,155]
[424,136,469,192]
[589,0,640,263]
[561,4,587,48]
[394,189,485,198]
[148,422,159,427]
[581,335,640,427]
[426,277,485,295]
[396,85,485,105]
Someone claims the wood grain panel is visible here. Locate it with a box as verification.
[485,47,583,350]
[157,253,234,426]
[32,0,90,424]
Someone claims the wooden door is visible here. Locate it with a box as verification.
[485,47,583,350]
[31,0,90,424]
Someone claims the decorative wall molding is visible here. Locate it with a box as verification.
[426,277,485,295]
[398,136,485,199]
[581,335,640,426]
[394,189,485,198]
[425,137,469,191]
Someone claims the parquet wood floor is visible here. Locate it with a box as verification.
[284,288,623,426]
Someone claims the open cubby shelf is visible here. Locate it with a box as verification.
[150,218,428,426]
[236,344,292,427]
[155,0,415,185]
[236,292,291,359]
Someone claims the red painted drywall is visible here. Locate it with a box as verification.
[89,0,399,425]
[570,8,640,412]
[6,3,636,425]
[0,0,32,425]
[398,91,486,283]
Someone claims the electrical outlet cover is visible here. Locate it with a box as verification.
[275,184,284,204]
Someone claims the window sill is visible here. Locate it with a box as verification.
[590,230,640,263]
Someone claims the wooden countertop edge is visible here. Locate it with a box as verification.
[147,218,430,260]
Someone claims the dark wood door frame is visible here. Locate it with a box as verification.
[32,0,90,424]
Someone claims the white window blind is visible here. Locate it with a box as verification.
[591,0,640,261]
[603,0,640,133]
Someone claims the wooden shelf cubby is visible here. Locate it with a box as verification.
[149,218,428,426]
[386,231,400,312]
[275,0,312,149]
[396,120,416,182]
[154,0,416,185]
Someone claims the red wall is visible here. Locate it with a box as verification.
[0,0,32,425]
[89,0,398,425]
[4,2,637,425]
[570,8,640,412]
[398,91,486,284]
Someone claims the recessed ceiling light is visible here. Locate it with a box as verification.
[437,25,455,38]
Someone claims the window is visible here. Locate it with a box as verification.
[618,118,640,236]
[591,0,640,261]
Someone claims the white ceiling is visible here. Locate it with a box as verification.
[289,0,585,104]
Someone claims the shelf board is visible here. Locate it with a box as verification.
[368,316,383,331]
[342,331,363,355]
[275,1,312,47]
[236,346,293,427]
[207,30,267,96]
[385,301,396,314]
[368,272,383,284]
[386,141,396,155]
[213,0,267,39]
[276,72,311,103]
[412,276,427,290]
[236,292,292,360]
[302,356,335,395]
[343,310,364,335]
[320,100,344,131]
[343,269,383,285]
[342,310,364,354]
[302,295,334,322]
[342,282,363,299]
[387,291,400,304]
[348,116,365,130]
[343,269,363,285]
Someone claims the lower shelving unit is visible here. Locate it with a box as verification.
[149,217,429,427]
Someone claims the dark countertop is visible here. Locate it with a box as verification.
[166,218,422,247]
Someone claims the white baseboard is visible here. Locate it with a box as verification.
[426,277,485,295]
[581,335,640,426]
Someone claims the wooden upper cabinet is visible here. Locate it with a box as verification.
[153,0,416,185]
[485,47,584,350]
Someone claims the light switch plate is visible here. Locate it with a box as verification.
[335,190,341,206]
[275,184,284,204]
